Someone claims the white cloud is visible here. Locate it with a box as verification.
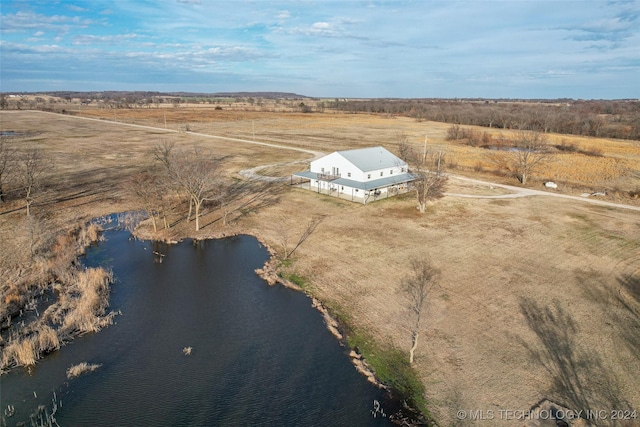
[276,10,290,20]
[73,33,140,45]
[0,11,95,34]
[66,4,88,13]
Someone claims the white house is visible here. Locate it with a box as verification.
[292,146,414,203]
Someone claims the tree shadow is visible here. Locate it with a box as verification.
[614,273,640,355]
[200,179,283,230]
[580,270,640,362]
[518,297,630,421]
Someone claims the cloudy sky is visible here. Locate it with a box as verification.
[1,0,638,98]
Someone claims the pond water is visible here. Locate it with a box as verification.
[1,227,396,426]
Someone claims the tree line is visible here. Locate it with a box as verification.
[333,99,640,140]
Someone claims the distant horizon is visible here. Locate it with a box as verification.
[1,0,638,99]
[2,90,638,102]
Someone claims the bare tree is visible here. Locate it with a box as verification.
[402,257,440,364]
[152,140,181,228]
[152,140,175,172]
[509,130,552,185]
[128,171,162,232]
[171,147,223,231]
[153,141,231,231]
[400,140,448,214]
[18,149,48,216]
[0,139,16,202]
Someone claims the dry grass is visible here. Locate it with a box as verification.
[2,336,37,368]
[52,267,115,336]
[66,362,102,379]
[1,109,639,424]
[1,326,60,370]
[240,189,640,426]
[0,218,112,373]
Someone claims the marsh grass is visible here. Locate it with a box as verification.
[1,326,60,369]
[66,362,102,379]
[56,267,115,335]
[0,222,114,373]
[2,337,37,368]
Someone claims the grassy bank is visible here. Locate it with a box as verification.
[275,257,431,423]
[346,327,430,420]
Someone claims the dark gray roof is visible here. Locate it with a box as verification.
[293,171,320,180]
[332,173,414,190]
[337,146,406,172]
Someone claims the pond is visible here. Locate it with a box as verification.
[1,225,396,426]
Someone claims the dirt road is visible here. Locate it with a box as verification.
[22,110,640,211]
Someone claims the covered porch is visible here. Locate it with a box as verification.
[290,171,414,204]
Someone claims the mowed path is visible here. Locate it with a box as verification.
[14,110,640,212]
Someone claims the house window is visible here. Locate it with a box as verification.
[367,174,371,179]
[321,167,325,173]
[390,169,393,175]
[380,171,384,177]
[347,172,351,178]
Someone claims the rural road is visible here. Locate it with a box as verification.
[19,110,640,212]
[445,175,640,211]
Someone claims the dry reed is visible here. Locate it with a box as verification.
[66,362,102,379]
[2,337,37,368]
[59,267,115,335]
[0,326,61,370]
[0,222,112,374]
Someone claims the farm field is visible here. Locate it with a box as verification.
[1,108,639,426]
[74,106,640,198]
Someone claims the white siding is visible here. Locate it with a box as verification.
[361,165,405,181]
[310,152,362,180]
[309,149,407,184]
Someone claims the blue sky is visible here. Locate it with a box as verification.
[1,0,638,98]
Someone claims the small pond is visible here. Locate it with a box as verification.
[1,225,396,426]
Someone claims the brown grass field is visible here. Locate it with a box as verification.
[1,108,639,426]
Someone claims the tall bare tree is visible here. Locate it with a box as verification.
[152,140,175,172]
[0,139,16,203]
[399,140,448,214]
[163,147,222,231]
[509,130,552,185]
[402,257,440,364]
[18,149,48,216]
[128,171,162,232]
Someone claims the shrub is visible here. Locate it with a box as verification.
[445,124,462,141]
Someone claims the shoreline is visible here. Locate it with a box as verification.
[134,222,385,389]
[133,220,427,425]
